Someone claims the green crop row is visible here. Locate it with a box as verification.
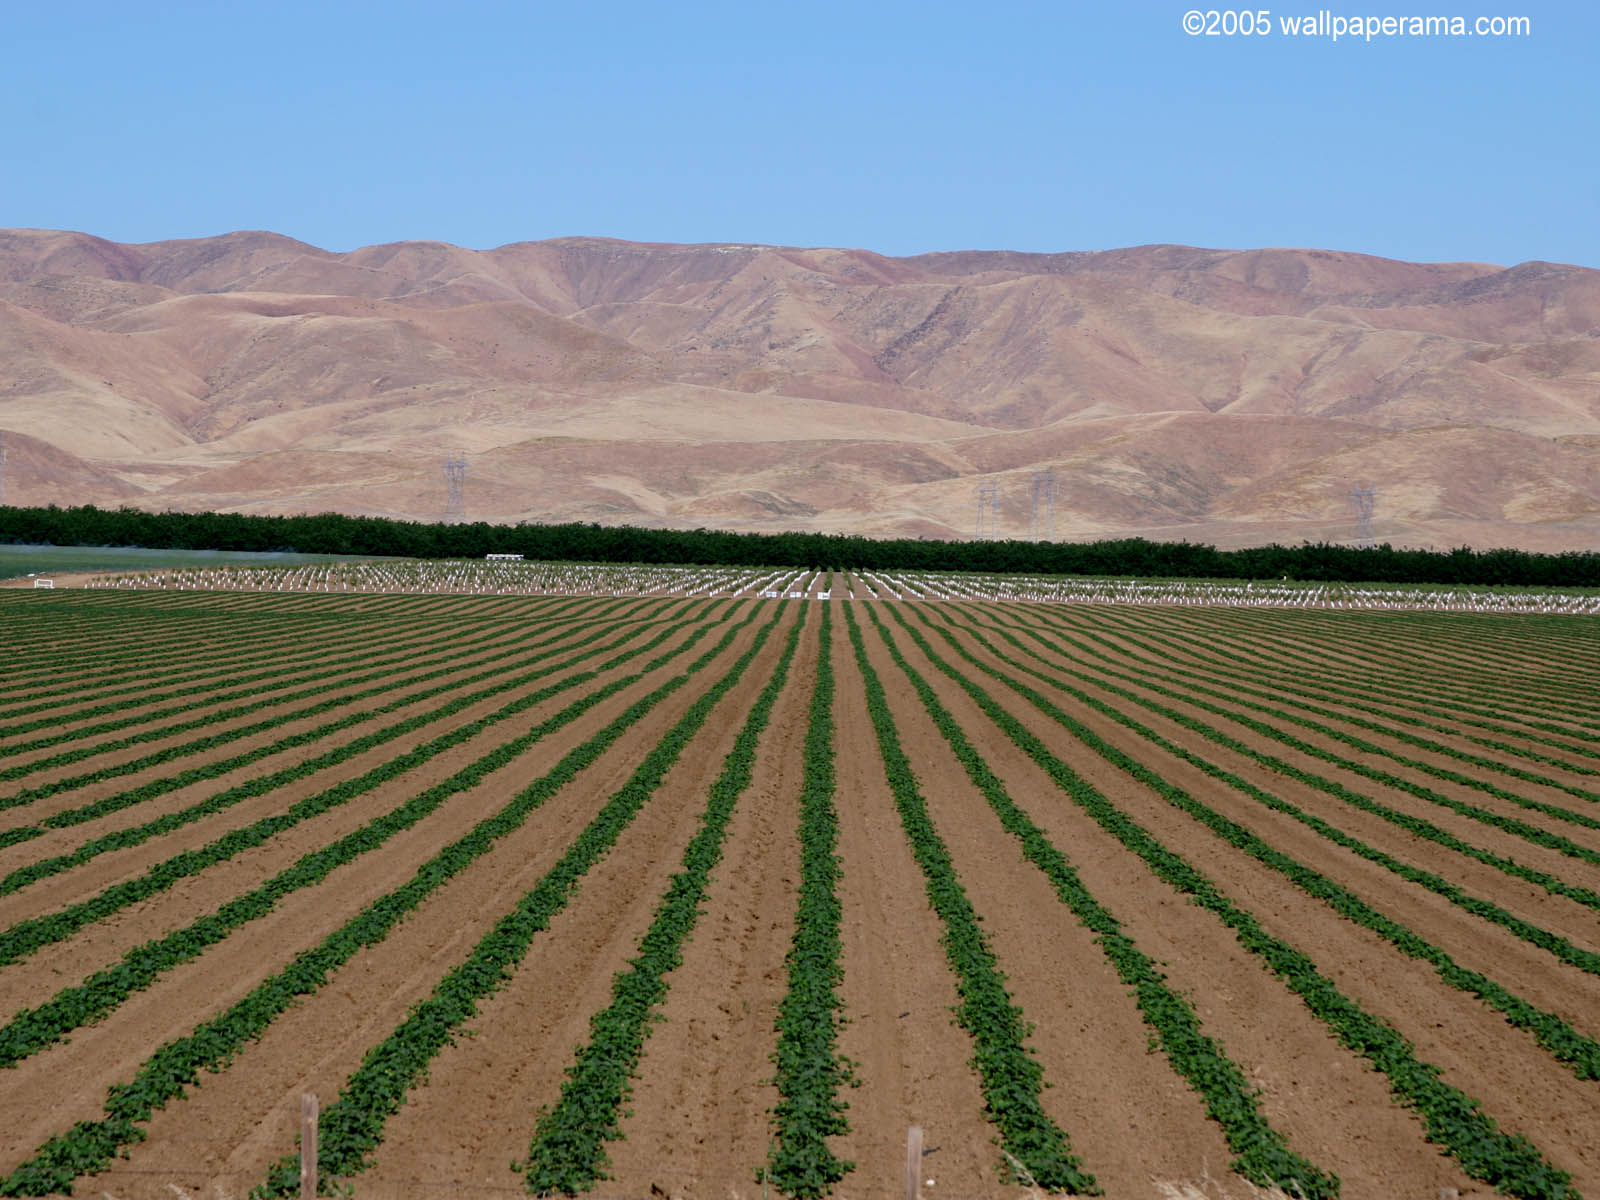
[0,601,470,747]
[517,604,805,1194]
[0,607,649,822]
[250,602,791,1197]
[0,598,669,898]
[0,595,518,733]
[765,599,855,1198]
[863,604,1338,1198]
[0,600,361,694]
[1080,606,1600,762]
[892,606,1578,1199]
[1060,604,1600,774]
[840,601,1100,1194]
[911,607,1600,1077]
[0,603,736,1064]
[0,602,776,1198]
[1183,607,1600,727]
[976,609,1600,865]
[0,597,648,853]
[0,596,595,729]
[955,607,1600,959]
[959,608,1600,912]
[0,599,593,778]
[1033,611,1600,815]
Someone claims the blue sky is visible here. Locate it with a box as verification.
[4,0,1594,266]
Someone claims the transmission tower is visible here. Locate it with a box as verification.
[0,433,8,508]
[1350,482,1376,547]
[443,454,468,523]
[1028,468,1056,540]
[974,481,1001,540]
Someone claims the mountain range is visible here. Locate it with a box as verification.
[2,228,1597,550]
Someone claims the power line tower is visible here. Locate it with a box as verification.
[1028,468,1056,540]
[0,433,8,508]
[443,454,468,523]
[1350,482,1376,547]
[974,481,1001,540]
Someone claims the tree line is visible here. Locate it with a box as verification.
[1,503,1596,587]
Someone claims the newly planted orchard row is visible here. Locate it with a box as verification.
[0,586,1595,1198]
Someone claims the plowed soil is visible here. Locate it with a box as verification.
[2,587,1597,1200]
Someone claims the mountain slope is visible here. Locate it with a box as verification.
[1,229,1596,549]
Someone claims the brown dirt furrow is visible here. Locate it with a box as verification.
[942,605,1600,949]
[354,605,806,1199]
[882,600,1496,1198]
[819,600,1010,1198]
[62,602,803,1200]
[1075,605,1594,721]
[0,604,742,1019]
[906,603,1600,1196]
[0,601,675,896]
[931,608,1600,1015]
[1054,606,1600,787]
[0,602,785,1181]
[600,604,817,1194]
[1153,608,1600,729]
[945,607,1600,896]
[0,605,604,796]
[0,611,447,741]
[855,601,1257,1198]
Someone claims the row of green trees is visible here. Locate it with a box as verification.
[1,503,1596,587]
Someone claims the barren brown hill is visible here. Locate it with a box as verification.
[2,228,1597,550]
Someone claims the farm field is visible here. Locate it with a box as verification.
[0,583,1597,1199]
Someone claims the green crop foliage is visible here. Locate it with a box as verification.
[862,603,1337,1198]
[0,599,660,890]
[1,603,775,1197]
[765,598,855,1198]
[889,605,1579,1200]
[518,603,806,1194]
[0,602,734,1069]
[841,602,1099,1195]
[248,603,790,1197]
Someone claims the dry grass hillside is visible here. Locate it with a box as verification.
[1,228,1597,549]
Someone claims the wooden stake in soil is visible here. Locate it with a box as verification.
[905,1124,924,1200]
[300,1092,319,1200]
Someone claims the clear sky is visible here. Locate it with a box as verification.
[4,0,1594,267]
